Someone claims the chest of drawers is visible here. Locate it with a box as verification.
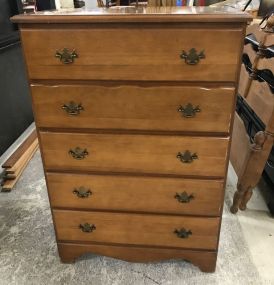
[12,7,250,272]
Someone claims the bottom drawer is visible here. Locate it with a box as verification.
[54,210,220,250]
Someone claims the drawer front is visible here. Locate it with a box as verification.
[32,84,234,134]
[40,132,229,177]
[47,173,224,216]
[21,27,242,81]
[54,210,220,250]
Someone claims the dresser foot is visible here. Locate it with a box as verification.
[57,242,217,272]
[230,183,246,214]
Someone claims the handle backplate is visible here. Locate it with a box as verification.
[174,228,192,239]
[73,187,92,198]
[175,192,194,203]
[177,150,198,163]
[79,223,96,233]
[180,48,205,65]
[55,48,78,64]
[178,103,201,118]
[69,147,88,160]
[62,101,84,116]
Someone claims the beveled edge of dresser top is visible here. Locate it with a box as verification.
[11,6,252,24]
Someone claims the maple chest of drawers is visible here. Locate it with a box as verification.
[12,7,250,272]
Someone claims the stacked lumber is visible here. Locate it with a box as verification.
[1,130,38,192]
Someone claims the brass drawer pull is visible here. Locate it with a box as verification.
[177,150,198,163]
[175,192,194,203]
[174,228,192,239]
[180,48,205,65]
[69,147,88,160]
[62,101,84,116]
[178,103,201,118]
[73,187,92,198]
[79,223,96,233]
[55,48,78,64]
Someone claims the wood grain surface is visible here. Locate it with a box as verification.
[47,172,224,216]
[31,84,235,133]
[54,210,219,250]
[21,27,242,81]
[40,132,229,177]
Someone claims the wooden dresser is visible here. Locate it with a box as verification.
[12,7,250,272]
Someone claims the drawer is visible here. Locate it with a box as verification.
[40,132,229,177]
[47,173,224,216]
[54,210,220,250]
[21,27,242,81]
[32,84,234,134]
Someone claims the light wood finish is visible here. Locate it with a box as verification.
[238,64,251,98]
[231,20,274,213]
[32,84,235,134]
[21,27,242,82]
[47,173,223,216]
[2,139,39,192]
[243,42,257,65]
[6,139,39,175]
[54,210,219,250]
[13,7,250,271]
[2,129,37,169]
[245,80,274,127]
[230,113,250,176]
[40,132,229,177]
[58,243,217,272]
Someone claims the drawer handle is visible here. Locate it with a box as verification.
[180,48,205,65]
[73,187,92,198]
[175,192,194,203]
[178,103,201,118]
[174,228,192,239]
[177,150,198,163]
[55,48,78,64]
[79,223,96,233]
[69,147,88,160]
[62,101,84,116]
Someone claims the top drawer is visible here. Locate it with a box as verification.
[21,26,243,81]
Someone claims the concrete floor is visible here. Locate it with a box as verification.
[1,126,273,284]
[228,165,274,283]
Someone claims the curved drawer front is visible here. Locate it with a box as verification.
[32,84,234,134]
[47,173,223,216]
[54,210,219,250]
[40,132,229,177]
[22,27,242,81]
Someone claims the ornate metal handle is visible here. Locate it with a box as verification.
[62,101,84,116]
[177,150,198,163]
[175,192,194,203]
[79,223,96,233]
[69,147,88,160]
[180,48,205,65]
[55,48,78,64]
[178,103,201,118]
[174,228,192,239]
[73,187,92,198]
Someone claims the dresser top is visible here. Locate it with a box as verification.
[12,6,251,24]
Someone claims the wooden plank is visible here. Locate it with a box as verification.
[6,138,39,175]
[1,140,38,192]
[2,129,37,169]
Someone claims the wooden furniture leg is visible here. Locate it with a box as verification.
[231,131,273,213]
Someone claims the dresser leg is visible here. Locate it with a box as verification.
[239,189,253,211]
[191,254,217,273]
[230,182,246,214]
[58,243,79,263]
